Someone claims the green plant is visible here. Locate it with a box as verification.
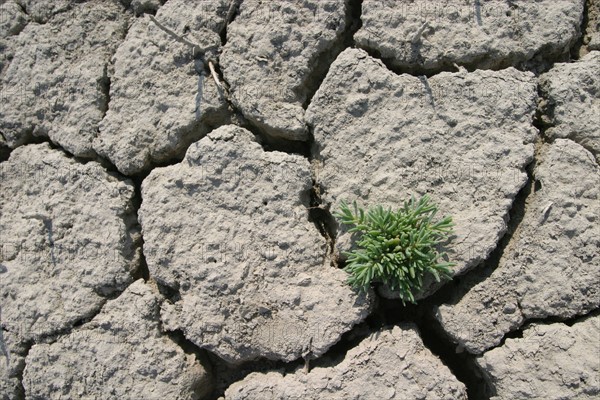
[335,195,455,303]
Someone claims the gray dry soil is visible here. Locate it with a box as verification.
[0,1,599,399]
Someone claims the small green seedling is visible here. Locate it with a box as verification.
[335,195,455,304]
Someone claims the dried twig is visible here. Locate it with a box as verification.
[411,22,429,43]
[208,60,225,92]
[453,63,467,73]
[148,15,202,56]
[303,337,313,373]
[148,15,226,92]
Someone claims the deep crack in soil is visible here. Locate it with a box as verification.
[301,0,363,110]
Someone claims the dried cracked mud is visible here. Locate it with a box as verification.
[0,1,598,399]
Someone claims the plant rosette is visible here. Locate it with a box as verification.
[335,195,455,304]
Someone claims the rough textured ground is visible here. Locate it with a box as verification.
[1,143,140,399]
[94,0,230,176]
[223,325,467,400]
[477,314,600,400]
[141,125,371,364]
[306,47,538,298]
[221,0,351,142]
[0,0,129,157]
[355,0,585,73]
[0,1,598,399]
[583,0,600,52]
[0,1,20,77]
[22,280,212,399]
[435,138,599,354]
[0,2,27,37]
[539,51,600,161]
[119,0,166,15]
[13,0,76,24]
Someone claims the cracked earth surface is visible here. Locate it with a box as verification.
[0,1,598,399]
